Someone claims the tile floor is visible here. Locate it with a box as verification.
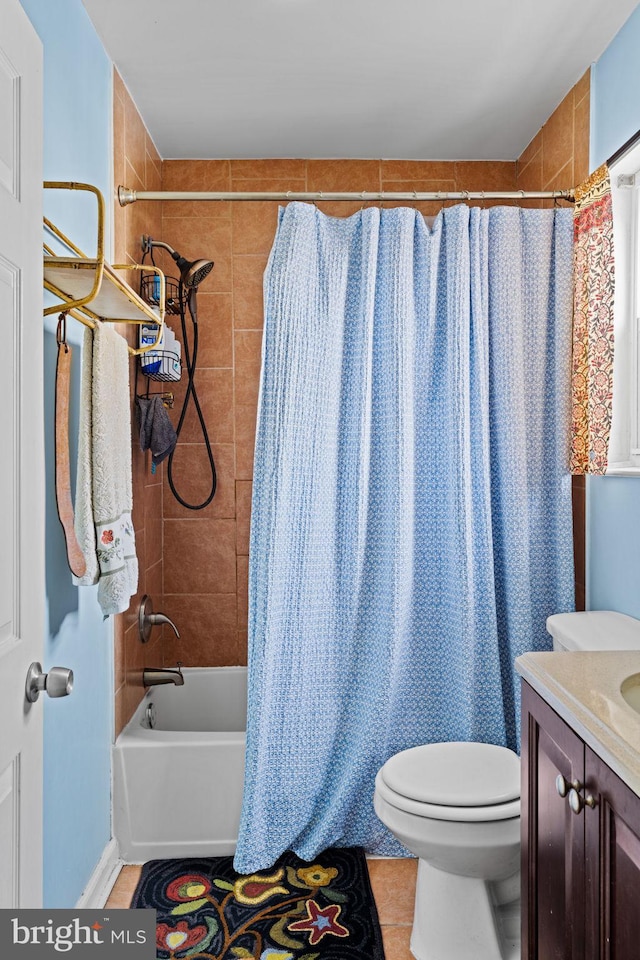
[105,856,417,960]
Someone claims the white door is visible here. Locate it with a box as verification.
[0,0,44,909]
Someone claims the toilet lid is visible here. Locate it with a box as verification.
[381,742,520,807]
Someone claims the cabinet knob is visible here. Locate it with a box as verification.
[568,787,598,814]
[556,774,582,798]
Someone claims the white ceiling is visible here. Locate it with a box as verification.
[82,0,639,161]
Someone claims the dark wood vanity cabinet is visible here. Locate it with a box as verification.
[522,681,640,960]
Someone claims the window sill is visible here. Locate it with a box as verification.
[605,463,640,477]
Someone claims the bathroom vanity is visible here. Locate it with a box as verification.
[517,651,640,960]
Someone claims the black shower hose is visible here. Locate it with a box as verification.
[166,283,217,509]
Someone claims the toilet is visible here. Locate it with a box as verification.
[546,609,640,652]
[374,610,640,960]
[374,741,521,960]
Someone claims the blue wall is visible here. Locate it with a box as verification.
[20,0,114,909]
[588,4,640,616]
[592,4,640,168]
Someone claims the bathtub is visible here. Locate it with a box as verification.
[113,667,247,862]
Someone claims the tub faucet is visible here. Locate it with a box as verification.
[143,662,185,687]
[138,595,180,643]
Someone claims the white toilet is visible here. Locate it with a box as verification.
[546,609,640,653]
[374,610,640,960]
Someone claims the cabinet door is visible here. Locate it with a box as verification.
[585,746,640,960]
[522,682,586,960]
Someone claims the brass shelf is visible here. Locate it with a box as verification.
[43,182,165,356]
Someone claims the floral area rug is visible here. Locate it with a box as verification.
[131,847,385,960]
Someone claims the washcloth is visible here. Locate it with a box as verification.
[73,324,138,616]
[136,395,177,465]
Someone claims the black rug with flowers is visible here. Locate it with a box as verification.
[131,847,385,960]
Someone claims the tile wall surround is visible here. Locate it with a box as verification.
[113,68,590,736]
[113,68,164,737]
[158,156,517,682]
[516,69,591,206]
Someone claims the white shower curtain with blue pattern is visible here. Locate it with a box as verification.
[234,202,575,873]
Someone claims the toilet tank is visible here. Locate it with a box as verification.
[547,611,640,652]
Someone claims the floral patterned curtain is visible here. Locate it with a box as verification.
[571,164,615,474]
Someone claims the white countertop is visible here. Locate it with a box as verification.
[516,651,640,796]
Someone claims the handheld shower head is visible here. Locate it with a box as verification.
[140,237,219,511]
[175,256,214,289]
[142,236,214,288]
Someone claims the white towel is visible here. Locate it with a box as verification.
[73,324,138,615]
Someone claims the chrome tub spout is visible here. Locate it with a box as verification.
[143,662,184,687]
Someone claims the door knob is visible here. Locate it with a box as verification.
[556,774,582,798]
[25,662,74,703]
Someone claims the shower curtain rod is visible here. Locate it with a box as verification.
[118,186,575,205]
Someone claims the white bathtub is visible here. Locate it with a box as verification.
[113,667,247,862]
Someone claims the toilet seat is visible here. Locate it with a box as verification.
[375,770,520,822]
[376,741,521,822]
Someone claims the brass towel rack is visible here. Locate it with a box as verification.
[43,181,166,356]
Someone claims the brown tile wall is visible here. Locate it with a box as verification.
[516,69,590,203]
[113,69,590,727]
[113,69,166,736]
[517,68,591,611]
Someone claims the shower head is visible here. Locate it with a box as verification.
[142,236,214,288]
[176,256,214,289]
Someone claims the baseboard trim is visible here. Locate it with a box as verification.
[75,838,122,908]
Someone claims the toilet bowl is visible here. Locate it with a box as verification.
[374,741,521,960]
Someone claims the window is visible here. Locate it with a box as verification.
[608,141,640,474]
